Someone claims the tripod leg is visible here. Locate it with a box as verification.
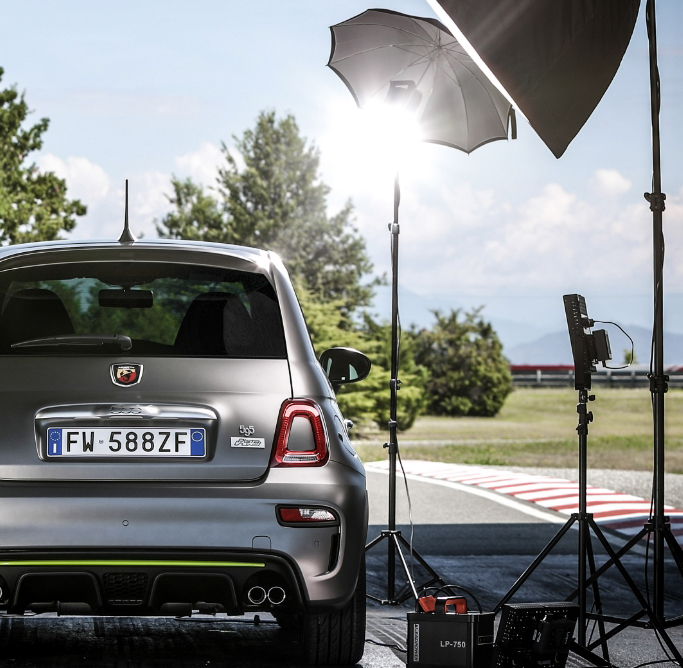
[570,641,611,668]
[566,527,648,601]
[396,534,446,585]
[586,610,646,650]
[586,530,610,663]
[392,533,419,601]
[365,532,385,551]
[494,517,576,613]
[589,518,683,663]
[663,526,683,575]
[578,515,588,646]
[388,531,395,601]
[395,533,447,603]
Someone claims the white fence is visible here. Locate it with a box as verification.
[512,368,683,388]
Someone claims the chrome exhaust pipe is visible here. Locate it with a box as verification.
[247,586,267,605]
[267,586,286,605]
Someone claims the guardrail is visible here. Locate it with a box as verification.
[512,369,683,388]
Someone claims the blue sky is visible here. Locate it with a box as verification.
[1,1,682,352]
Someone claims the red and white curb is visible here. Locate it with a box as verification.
[365,459,683,543]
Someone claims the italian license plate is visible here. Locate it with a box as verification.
[47,428,206,458]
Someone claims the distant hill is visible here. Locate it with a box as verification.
[505,325,683,366]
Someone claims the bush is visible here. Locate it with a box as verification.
[298,284,426,430]
[412,309,512,417]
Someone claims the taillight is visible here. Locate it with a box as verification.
[271,399,328,467]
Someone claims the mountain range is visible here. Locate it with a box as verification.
[505,325,683,366]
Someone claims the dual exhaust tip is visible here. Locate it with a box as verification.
[247,586,286,606]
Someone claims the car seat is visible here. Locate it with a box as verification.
[174,292,256,357]
[0,288,75,352]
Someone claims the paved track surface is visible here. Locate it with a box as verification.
[0,614,402,667]
[0,465,681,667]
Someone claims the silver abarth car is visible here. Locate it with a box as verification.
[0,237,371,665]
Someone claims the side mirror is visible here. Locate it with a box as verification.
[319,347,371,392]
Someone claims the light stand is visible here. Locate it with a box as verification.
[644,0,683,626]
[494,294,683,664]
[365,174,447,605]
[589,0,683,634]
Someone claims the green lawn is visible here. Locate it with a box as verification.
[351,387,683,472]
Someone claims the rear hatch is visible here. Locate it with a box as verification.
[0,247,292,481]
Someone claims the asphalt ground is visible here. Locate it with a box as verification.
[0,467,681,667]
[366,469,683,668]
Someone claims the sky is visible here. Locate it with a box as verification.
[1,0,683,354]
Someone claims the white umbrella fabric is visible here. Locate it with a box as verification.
[328,9,516,154]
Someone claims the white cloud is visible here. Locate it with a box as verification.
[129,171,174,238]
[37,154,110,206]
[356,179,656,298]
[37,153,174,241]
[35,145,683,315]
[175,141,224,187]
[594,168,632,196]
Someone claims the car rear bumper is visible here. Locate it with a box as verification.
[0,549,303,616]
[0,462,367,613]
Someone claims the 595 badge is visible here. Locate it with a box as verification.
[232,426,264,448]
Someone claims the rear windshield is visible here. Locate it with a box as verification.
[0,262,287,358]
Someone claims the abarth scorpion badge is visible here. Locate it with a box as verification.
[110,364,143,387]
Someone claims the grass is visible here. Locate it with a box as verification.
[351,388,683,473]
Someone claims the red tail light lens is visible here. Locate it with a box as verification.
[271,399,328,467]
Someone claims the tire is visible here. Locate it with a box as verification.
[301,555,366,666]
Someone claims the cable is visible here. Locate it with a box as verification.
[593,320,635,369]
[365,638,407,653]
[396,445,415,582]
[417,583,483,614]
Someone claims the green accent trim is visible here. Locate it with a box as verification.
[0,560,265,568]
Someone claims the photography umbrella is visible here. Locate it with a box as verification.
[328,8,516,605]
[329,8,516,153]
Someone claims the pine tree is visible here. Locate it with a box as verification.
[0,68,86,244]
[158,111,375,313]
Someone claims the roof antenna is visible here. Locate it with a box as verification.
[118,179,136,243]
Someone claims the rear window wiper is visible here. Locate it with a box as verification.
[11,334,133,351]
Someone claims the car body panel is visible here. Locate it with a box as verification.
[0,357,291,481]
[0,463,367,609]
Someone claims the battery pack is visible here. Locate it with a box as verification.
[407,610,495,668]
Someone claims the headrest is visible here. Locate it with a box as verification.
[174,292,255,356]
[0,288,76,351]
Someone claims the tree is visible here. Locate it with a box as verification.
[412,309,512,417]
[157,110,376,313]
[298,281,426,431]
[0,68,86,244]
[156,178,225,244]
[623,347,637,365]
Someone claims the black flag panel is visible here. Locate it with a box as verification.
[432,0,640,157]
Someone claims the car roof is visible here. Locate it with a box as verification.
[0,238,274,266]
